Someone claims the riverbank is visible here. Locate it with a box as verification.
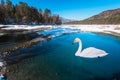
[62,24,120,37]
[1,24,120,37]
[0,25,53,35]
[0,24,120,57]
[0,24,120,55]
[1,25,53,30]
[0,36,52,57]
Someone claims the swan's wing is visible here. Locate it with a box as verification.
[80,47,108,58]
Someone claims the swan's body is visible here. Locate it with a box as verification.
[73,38,108,58]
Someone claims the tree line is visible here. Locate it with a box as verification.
[0,0,62,24]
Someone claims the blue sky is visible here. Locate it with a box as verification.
[5,0,120,20]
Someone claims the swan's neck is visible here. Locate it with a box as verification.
[75,40,82,56]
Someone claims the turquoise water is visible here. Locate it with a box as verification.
[6,28,120,80]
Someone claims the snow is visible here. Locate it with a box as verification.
[0,33,4,36]
[1,25,53,30]
[0,62,4,67]
[0,25,4,27]
[0,24,120,36]
[62,25,120,35]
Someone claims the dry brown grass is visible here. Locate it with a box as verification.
[69,26,76,27]
[115,27,120,30]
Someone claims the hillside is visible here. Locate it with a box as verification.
[66,8,120,24]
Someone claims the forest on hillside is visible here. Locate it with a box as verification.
[0,0,62,24]
[66,8,120,24]
[66,17,120,24]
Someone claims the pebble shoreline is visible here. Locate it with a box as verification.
[0,37,51,57]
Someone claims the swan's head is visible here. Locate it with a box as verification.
[73,38,80,44]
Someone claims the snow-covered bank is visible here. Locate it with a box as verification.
[62,25,120,36]
[1,25,54,30]
[0,24,120,37]
[0,25,5,28]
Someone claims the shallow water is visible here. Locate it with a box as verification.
[5,28,120,80]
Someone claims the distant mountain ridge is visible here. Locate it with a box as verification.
[66,8,120,24]
[87,8,120,20]
[60,17,75,23]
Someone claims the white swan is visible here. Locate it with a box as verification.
[73,38,108,58]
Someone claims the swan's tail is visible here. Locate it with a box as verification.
[100,52,109,57]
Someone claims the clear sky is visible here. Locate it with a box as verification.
[5,0,120,20]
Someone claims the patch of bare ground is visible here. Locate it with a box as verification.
[115,27,120,30]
